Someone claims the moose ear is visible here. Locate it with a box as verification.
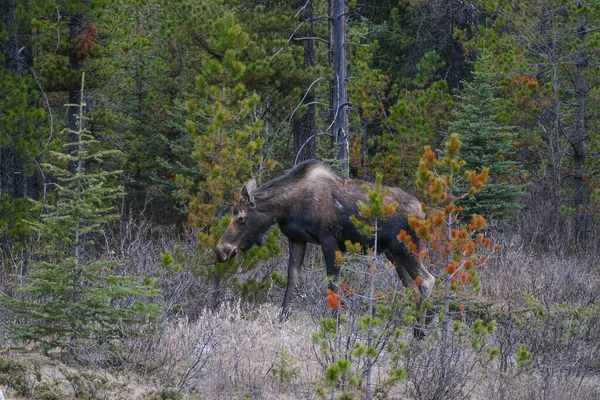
[241,179,257,207]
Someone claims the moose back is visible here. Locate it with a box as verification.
[215,160,434,317]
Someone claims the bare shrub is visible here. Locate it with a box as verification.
[490,301,600,399]
[513,178,599,256]
[150,313,221,391]
[476,209,600,400]
[120,302,321,399]
[480,369,600,400]
[399,320,499,400]
[480,243,600,306]
[100,219,200,313]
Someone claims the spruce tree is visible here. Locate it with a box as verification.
[1,75,161,352]
[449,70,524,220]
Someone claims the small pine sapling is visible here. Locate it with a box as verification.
[391,134,502,399]
[1,74,161,353]
[168,15,281,307]
[397,133,499,341]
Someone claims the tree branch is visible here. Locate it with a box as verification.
[294,36,330,45]
[190,33,223,61]
[279,76,327,131]
[294,131,332,165]
[29,67,54,153]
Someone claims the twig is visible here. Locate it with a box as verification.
[294,131,331,165]
[294,36,330,45]
[285,77,327,127]
[55,8,60,54]
[29,68,54,151]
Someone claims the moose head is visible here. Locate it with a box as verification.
[214,180,266,262]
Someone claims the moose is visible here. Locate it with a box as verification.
[215,160,434,319]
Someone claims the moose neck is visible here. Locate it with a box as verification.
[250,160,332,230]
[252,180,298,228]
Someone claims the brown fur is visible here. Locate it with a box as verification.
[215,160,435,320]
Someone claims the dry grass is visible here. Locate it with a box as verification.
[480,241,600,307]
[2,293,600,399]
[3,188,600,399]
[148,302,321,399]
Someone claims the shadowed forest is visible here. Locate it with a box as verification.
[1,0,599,399]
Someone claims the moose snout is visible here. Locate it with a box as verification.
[215,243,237,262]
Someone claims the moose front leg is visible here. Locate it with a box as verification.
[320,235,341,291]
[280,240,306,320]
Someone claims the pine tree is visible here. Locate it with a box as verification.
[399,133,498,341]
[0,0,46,249]
[1,75,161,352]
[449,70,524,220]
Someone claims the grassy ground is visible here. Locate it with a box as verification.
[2,202,600,399]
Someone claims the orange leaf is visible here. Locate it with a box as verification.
[446,262,457,274]
[469,215,486,231]
[326,289,341,311]
[335,250,344,266]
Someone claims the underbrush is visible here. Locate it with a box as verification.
[2,205,600,398]
[1,296,599,399]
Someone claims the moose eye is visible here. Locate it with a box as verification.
[238,215,245,224]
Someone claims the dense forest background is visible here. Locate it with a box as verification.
[1,0,599,399]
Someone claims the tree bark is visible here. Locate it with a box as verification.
[329,0,348,174]
[68,13,86,175]
[293,0,316,163]
[573,1,588,242]
[1,0,18,199]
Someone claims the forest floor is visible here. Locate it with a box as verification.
[2,228,600,399]
[1,303,322,399]
[2,293,600,399]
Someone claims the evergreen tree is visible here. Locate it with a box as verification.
[401,133,497,341]
[449,70,524,220]
[350,49,454,188]
[1,75,161,352]
[0,0,46,249]
[476,0,600,243]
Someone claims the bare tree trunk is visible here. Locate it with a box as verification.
[445,0,467,90]
[329,0,348,174]
[67,15,86,287]
[68,13,86,175]
[1,0,24,74]
[573,1,588,243]
[293,0,316,163]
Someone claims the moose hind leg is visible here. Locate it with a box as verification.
[393,252,435,300]
[280,240,306,320]
[392,258,435,340]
